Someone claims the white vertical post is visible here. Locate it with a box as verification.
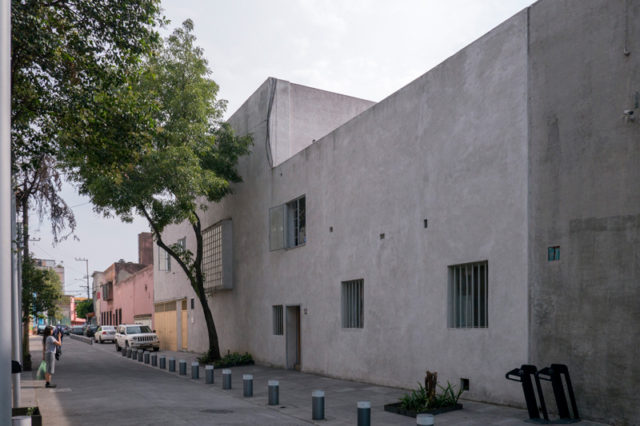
[11,193,21,407]
[1,0,14,422]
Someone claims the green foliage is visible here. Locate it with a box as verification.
[62,20,253,361]
[198,351,254,367]
[21,255,63,321]
[11,0,164,245]
[75,299,94,319]
[399,381,463,412]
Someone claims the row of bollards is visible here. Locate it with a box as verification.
[120,350,421,425]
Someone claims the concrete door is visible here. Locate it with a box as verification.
[286,306,301,370]
[181,299,188,350]
[154,302,177,351]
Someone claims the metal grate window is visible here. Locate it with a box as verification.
[342,279,364,328]
[158,246,171,271]
[203,223,223,289]
[448,261,488,328]
[272,305,284,335]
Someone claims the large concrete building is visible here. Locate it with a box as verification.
[154,1,639,423]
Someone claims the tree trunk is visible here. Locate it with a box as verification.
[195,283,221,360]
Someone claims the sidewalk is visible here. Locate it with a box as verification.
[22,337,610,425]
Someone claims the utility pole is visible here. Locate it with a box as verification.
[75,257,89,299]
[1,0,13,420]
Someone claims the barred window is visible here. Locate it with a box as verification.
[342,279,364,328]
[448,261,488,328]
[158,246,171,271]
[272,305,283,335]
[203,223,223,289]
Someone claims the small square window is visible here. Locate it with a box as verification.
[548,246,560,261]
[342,279,364,328]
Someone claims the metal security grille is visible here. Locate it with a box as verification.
[272,305,283,335]
[202,223,223,289]
[342,279,364,328]
[448,261,488,328]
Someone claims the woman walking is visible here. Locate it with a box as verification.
[42,325,62,388]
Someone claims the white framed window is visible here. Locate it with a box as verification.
[177,237,186,249]
[448,261,488,328]
[158,246,171,271]
[272,305,283,335]
[342,279,364,328]
[269,195,306,251]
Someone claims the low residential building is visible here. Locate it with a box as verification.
[154,1,640,423]
[94,233,153,326]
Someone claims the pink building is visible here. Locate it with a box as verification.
[113,264,154,328]
[95,233,154,327]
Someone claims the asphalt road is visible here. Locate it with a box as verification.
[31,337,310,425]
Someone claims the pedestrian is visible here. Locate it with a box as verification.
[42,325,62,388]
[53,325,63,360]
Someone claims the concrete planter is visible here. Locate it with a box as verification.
[12,406,42,426]
[383,402,462,418]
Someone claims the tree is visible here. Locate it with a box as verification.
[63,20,253,360]
[10,0,164,264]
[75,299,94,320]
[21,255,63,369]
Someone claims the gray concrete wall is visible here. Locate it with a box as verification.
[157,11,530,406]
[527,0,640,423]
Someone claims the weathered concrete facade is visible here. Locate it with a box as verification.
[155,1,639,423]
[527,1,640,424]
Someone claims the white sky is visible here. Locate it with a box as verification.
[30,0,536,297]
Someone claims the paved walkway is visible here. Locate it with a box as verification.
[19,336,609,425]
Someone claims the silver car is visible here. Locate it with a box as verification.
[94,325,116,343]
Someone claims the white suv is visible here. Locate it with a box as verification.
[115,324,160,352]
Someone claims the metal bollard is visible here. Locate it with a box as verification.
[416,413,434,425]
[126,348,132,358]
[169,357,176,372]
[179,360,187,375]
[268,380,279,405]
[312,390,325,420]
[159,356,166,370]
[191,362,199,379]
[137,350,144,362]
[357,401,371,426]
[243,374,253,397]
[222,369,232,389]
[121,347,127,357]
[151,353,157,367]
[205,365,214,384]
[144,351,150,364]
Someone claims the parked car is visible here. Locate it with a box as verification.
[94,325,116,343]
[115,324,159,352]
[70,326,84,335]
[83,324,98,338]
[36,324,46,335]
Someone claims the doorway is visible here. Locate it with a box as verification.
[286,305,301,370]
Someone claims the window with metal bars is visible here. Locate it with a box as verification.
[158,246,171,271]
[272,305,283,335]
[341,279,364,328]
[448,261,488,328]
[202,223,223,289]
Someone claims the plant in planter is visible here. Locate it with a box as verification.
[385,371,464,417]
[12,406,42,426]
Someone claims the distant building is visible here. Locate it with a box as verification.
[92,233,154,327]
[33,258,64,289]
[55,295,87,326]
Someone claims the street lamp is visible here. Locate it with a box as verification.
[75,257,89,299]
